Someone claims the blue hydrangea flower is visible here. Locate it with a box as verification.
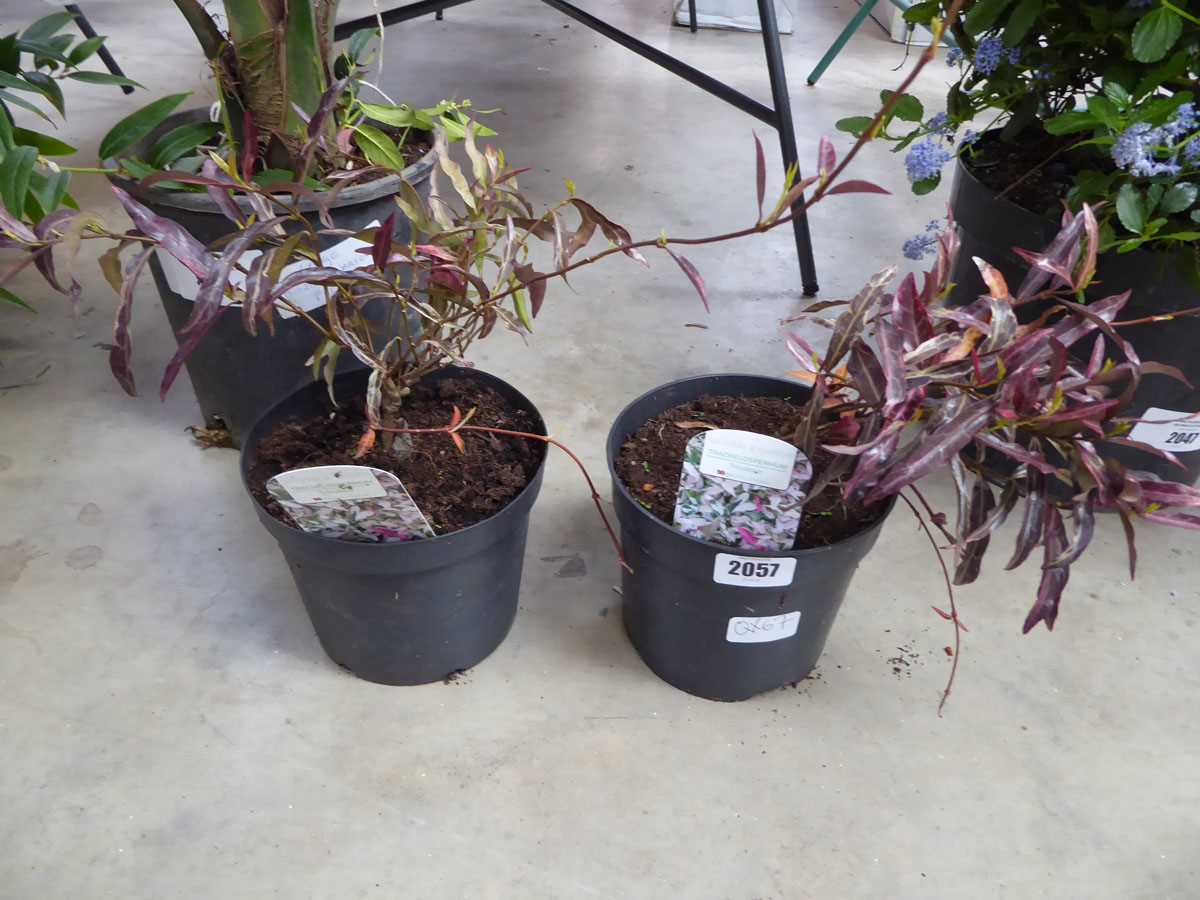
[904,139,953,183]
[1163,103,1197,141]
[1112,122,1156,170]
[946,47,964,67]
[1007,47,1021,64]
[1184,138,1200,165]
[974,35,1005,75]
[926,112,954,137]
[960,129,981,147]
[903,232,938,260]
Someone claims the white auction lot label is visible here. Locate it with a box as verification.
[712,552,796,587]
[1128,407,1200,452]
[726,612,801,644]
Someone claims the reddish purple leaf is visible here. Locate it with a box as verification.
[665,248,709,313]
[753,132,766,220]
[514,263,548,318]
[974,432,1059,475]
[817,136,836,176]
[372,212,395,272]
[201,158,245,226]
[1116,504,1138,579]
[1005,474,1046,570]
[1142,510,1200,530]
[1101,436,1185,470]
[824,179,889,196]
[1023,506,1070,633]
[875,318,907,412]
[1047,490,1096,568]
[109,245,155,396]
[847,340,886,406]
[240,108,259,180]
[112,185,214,279]
[953,477,997,585]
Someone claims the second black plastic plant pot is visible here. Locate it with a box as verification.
[607,374,892,702]
[240,366,546,685]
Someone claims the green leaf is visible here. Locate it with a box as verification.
[0,72,44,95]
[0,35,18,74]
[251,169,321,189]
[22,71,64,115]
[1134,49,1191,100]
[0,145,37,217]
[912,174,941,196]
[1102,81,1131,110]
[1003,0,1042,46]
[1132,8,1182,63]
[347,28,379,62]
[881,90,923,123]
[117,156,157,180]
[0,287,35,312]
[353,124,406,172]
[66,71,144,89]
[32,168,70,215]
[835,116,874,136]
[358,102,423,128]
[1085,97,1119,129]
[514,290,534,331]
[964,0,1016,35]
[148,121,219,169]
[902,0,940,24]
[0,89,53,123]
[12,127,76,156]
[1160,183,1198,215]
[21,12,74,43]
[33,34,73,70]
[67,35,106,66]
[0,106,10,150]
[98,92,189,161]
[1191,209,1200,224]
[1146,183,1166,215]
[1044,110,1099,135]
[13,38,69,65]
[1116,183,1146,234]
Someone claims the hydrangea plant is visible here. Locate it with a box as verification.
[839,0,1200,260]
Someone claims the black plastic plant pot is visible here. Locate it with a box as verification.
[109,110,437,447]
[606,374,893,702]
[948,149,1200,484]
[240,366,547,685]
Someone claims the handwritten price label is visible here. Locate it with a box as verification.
[725,612,801,644]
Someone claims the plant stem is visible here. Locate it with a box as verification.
[899,491,962,716]
[374,422,631,573]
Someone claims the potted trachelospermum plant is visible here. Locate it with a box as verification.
[92,0,494,443]
[18,128,640,685]
[841,0,1200,483]
[609,183,1200,702]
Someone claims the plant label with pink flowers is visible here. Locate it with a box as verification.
[266,465,435,543]
[672,430,812,552]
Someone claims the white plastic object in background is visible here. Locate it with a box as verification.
[673,0,794,34]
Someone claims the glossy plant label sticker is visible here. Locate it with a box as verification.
[154,220,380,319]
[698,428,798,490]
[713,553,797,587]
[1128,407,1200,452]
[266,465,435,543]
[726,612,801,643]
[673,431,812,551]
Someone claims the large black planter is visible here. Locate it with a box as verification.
[111,110,437,446]
[949,153,1200,484]
[606,374,893,702]
[240,366,547,685]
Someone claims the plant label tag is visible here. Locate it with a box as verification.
[673,432,812,551]
[1128,407,1200,453]
[266,465,435,543]
[726,612,801,643]
[713,552,797,587]
[153,220,380,319]
[698,429,798,490]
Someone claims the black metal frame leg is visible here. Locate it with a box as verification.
[336,0,820,295]
[64,5,135,94]
[757,0,818,295]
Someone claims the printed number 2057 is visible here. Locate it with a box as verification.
[727,560,779,578]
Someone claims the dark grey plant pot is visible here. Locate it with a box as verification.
[606,373,893,702]
[948,147,1200,485]
[240,365,547,686]
[108,109,437,446]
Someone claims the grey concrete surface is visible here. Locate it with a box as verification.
[1,2,1197,898]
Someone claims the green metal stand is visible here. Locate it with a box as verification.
[805,0,881,86]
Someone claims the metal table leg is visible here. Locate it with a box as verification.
[688,0,698,33]
[758,0,818,294]
[64,5,135,94]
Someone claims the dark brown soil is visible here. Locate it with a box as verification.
[964,128,1108,217]
[615,394,888,548]
[248,378,544,535]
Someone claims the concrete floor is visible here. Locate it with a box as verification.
[1,2,1198,897]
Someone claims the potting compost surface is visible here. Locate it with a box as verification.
[249,378,544,534]
[616,394,887,547]
[966,130,1107,217]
